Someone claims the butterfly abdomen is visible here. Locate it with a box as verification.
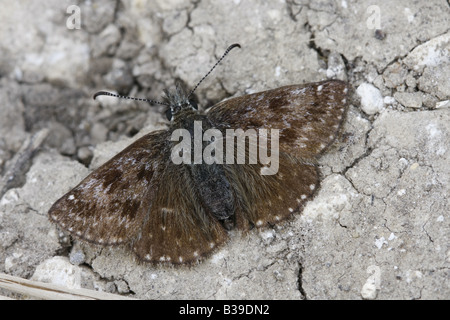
[189,163,235,222]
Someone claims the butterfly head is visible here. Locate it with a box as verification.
[163,82,198,121]
[93,44,240,121]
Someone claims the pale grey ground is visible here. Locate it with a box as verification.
[0,0,449,299]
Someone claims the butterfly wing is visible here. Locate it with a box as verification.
[208,80,349,228]
[208,80,349,159]
[48,130,170,245]
[49,129,228,263]
[49,80,349,262]
[131,158,228,264]
[223,152,319,229]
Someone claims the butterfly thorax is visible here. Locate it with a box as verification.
[169,107,203,131]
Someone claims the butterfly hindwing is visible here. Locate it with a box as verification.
[222,150,319,230]
[132,158,228,264]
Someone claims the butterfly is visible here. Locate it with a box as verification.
[48,44,350,264]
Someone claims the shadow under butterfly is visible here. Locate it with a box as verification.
[48,44,350,265]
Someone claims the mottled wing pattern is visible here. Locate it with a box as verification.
[208,80,349,159]
[224,152,319,229]
[48,130,170,245]
[208,80,349,228]
[132,158,228,264]
[48,79,350,263]
[49,130,228,264]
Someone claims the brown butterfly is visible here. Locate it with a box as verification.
[48,44,349,264]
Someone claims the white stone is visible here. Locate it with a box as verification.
[31,256,83,290]
[357,83,384,115]
[361,281,378,300]
[403,33,450,70]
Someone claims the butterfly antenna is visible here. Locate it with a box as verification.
[187,43,241,99]
[93,91,170,106]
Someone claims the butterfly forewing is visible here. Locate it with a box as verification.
[48,130,170,245]
[208,80,349,159]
